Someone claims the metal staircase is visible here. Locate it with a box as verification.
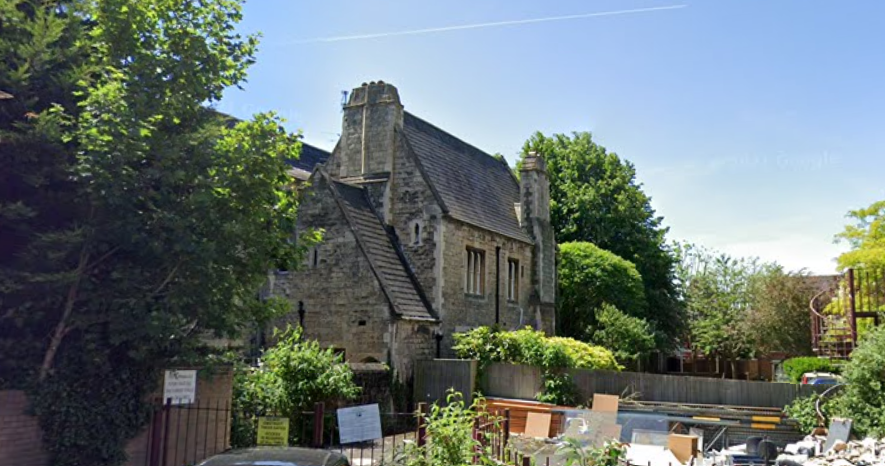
[810,268,884,359]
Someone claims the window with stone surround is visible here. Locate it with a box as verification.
[465,247,485,295]
[507,258,519,301]
[411,220,422,246]
[307,246,319,269]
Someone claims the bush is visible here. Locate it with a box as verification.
[831,325,885,437]
[785,394,834,433]
[453,327,620,372]
[590,304,656,364]
[558,242,648,340]
[782,357,839,383]
[393,391,497,466]
[231,326,360,447]
[453,326,619,405]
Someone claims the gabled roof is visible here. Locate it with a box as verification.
[402,112,532,244]
[288,143,330,180]
[322,172,436,321]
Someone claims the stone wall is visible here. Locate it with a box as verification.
[390,130,442,313]
[391,320,437,380]
[272,175,393,364]
[438,217,536,356]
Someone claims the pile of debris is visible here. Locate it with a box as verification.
[778,437,885,466]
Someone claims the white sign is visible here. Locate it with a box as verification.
[337,404,382,444]
[163,370,197,405]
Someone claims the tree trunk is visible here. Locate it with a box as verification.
[39,246,90,381]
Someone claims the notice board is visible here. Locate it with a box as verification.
[257,417,290,446]
[337,404,382,444]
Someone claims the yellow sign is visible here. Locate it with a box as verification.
[257,417,290,446]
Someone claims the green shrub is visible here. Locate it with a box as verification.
[453,326,620,372]
[453,326,619,405]
[831,325,885,437]
[782,357,839,383]
[558,242,648,340]
[589,304,656,364]
[231,326,360,447]
[393,391,497,466]
[785,394,834,433]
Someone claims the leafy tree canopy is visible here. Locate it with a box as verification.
[676,243,815,373]
[676,243,766,367]
[520,131,683,346]
[836,200,885,270]
[0,1,306,464]
[557,241,646,340]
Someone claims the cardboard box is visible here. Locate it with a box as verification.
[668,434,699,464]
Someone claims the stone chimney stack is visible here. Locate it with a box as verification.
[337,81,403,178]
[520,152,556,333]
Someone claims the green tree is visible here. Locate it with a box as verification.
[677,244,765,377]
[835,200,885,270]
[521,132,683,347]
[590,304,656,367]
[0,1,305,464]
[745,268,816,356]
[558,242,647,340]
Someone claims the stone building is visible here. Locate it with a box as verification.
[271,81,555,378]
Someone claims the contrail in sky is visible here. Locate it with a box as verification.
[291,4,688,44]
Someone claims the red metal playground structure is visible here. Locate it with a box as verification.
[810,268,885,359]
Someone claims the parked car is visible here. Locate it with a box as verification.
[801,372,841,385]
[198,447,350,466]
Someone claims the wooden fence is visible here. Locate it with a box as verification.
[484,363,827,408]
[415,360,827,408]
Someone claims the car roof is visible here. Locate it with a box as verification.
[198,447,349,466]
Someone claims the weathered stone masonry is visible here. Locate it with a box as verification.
[272,81,556,378]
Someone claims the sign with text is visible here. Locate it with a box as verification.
[257,417,290,446]
[337,404,382,444]
[163,370,197,405]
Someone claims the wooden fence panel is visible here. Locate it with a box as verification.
[480,364,827,408]
[414,359,476,406]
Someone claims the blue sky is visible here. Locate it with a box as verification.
[218,0,885,274]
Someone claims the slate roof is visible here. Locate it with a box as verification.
[288,143,330,180]
[324,173,436,321]
[402,112,532,243]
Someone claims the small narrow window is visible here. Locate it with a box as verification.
[508,258,519,301]
[309,247,319,268]
[413,223,421,245]
[465,248,485,295]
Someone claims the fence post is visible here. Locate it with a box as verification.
[417,402,428,447]
[848,268,858,347]
[147,400,163,466]
[503,408,510,451]
[312,402,325,448]
[161,398,172,466]
[473,416,480,464]
[523,454,532,466]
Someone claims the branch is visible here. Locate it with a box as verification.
[149,261,182,299]
[39,244,90,381]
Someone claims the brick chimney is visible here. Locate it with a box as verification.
[336,81,403,178]
[520,152,556,333]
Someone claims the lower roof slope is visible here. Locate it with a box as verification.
[325,173,436,321]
